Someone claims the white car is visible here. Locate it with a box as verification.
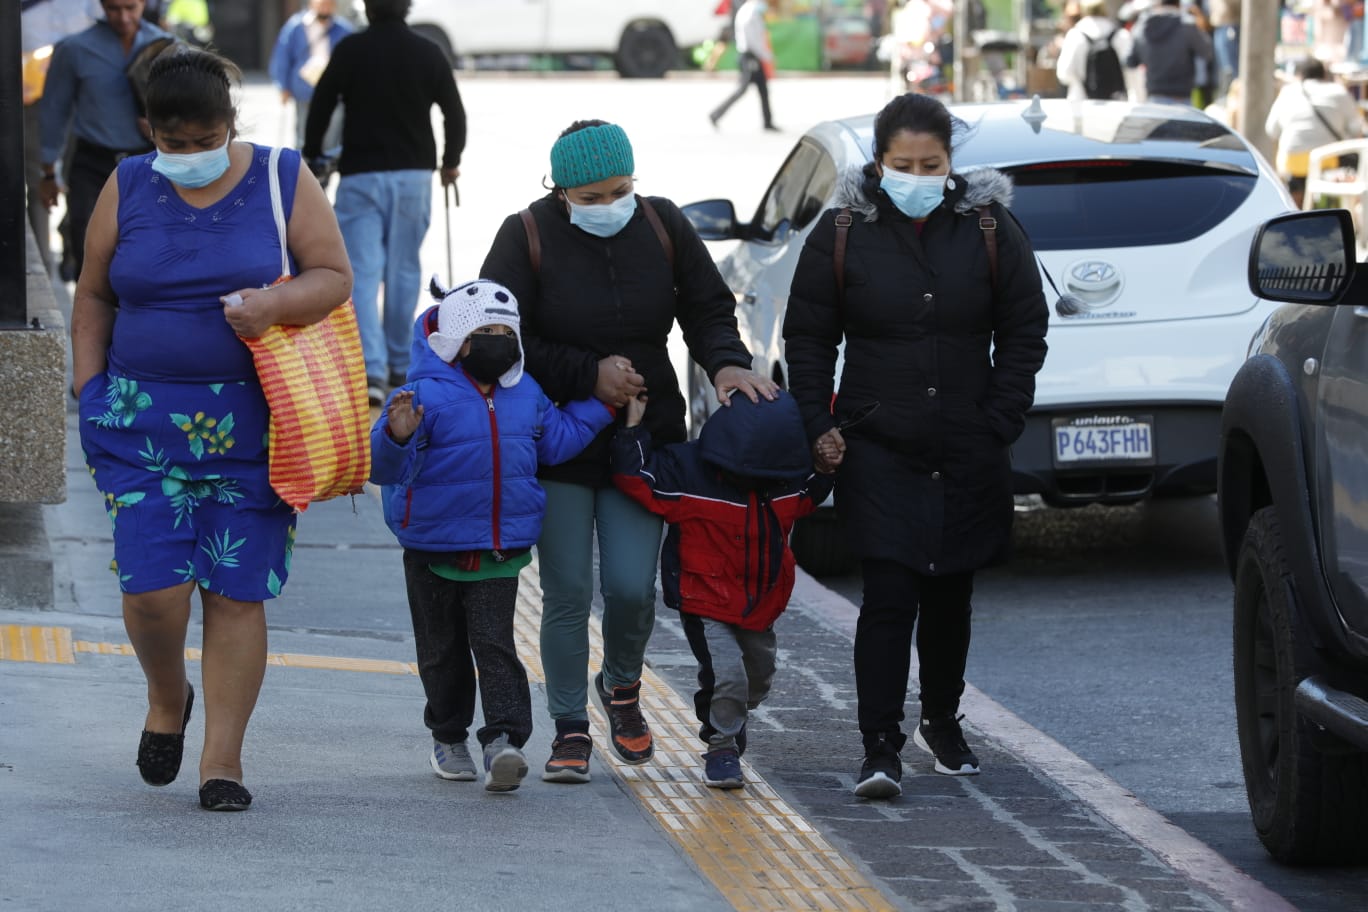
[681,98,1295,573]
[405,0,724,77]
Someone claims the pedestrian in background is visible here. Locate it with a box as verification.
[371,279,614,793]
[71,47,353,812]
[1125,0,1213,104]
[303,0,466,407]
[709,0,778,131]
[20,0,99,274]
[38,0,170,282]
[611,391,833,789]
[1208,0,1242,99]
[1055,0,1133,101]
[269,0,353,150]
[480,119,774,784]
[1265,56,1363,208]
[783,93,1048,799]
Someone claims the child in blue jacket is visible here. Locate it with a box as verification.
[371,278,614,793]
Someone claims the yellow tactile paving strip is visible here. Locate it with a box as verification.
[1,564,893,912]
[513,563,894,912]
[0,625,75,664]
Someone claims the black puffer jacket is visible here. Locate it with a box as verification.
[480,194,753,487]
[783,165,1048,573]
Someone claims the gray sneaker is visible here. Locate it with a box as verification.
[483,734,529,793]
[430,739,477,781]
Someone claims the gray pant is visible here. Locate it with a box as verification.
[682,613,777,752]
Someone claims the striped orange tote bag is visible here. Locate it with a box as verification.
[238,146,370,512]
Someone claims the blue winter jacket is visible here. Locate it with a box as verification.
[371,306,615,558]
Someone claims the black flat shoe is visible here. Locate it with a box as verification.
[199,778,252,811]
[137,684,194,787]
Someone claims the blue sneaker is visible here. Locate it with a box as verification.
[702,748,744,789]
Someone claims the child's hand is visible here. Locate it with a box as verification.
[387,390,423,444]
[625,393,648,428]
[813,427,845,473]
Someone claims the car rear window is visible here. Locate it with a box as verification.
[1005,161,1258,250]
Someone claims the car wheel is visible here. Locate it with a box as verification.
[616,23,677,78]
[413,25,457,68]
[791,509,856,577]
[1233,506,1368,864]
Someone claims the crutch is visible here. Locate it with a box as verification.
[443,180,459,287]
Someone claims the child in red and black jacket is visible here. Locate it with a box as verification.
[610,388,834,789]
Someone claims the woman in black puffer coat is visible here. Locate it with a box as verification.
[783,93,1048,800]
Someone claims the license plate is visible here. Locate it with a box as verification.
[1052,415,1155,466]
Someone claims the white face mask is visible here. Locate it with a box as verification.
[567,193,638,238]
[879,169,947,219]
[151,136,232,189]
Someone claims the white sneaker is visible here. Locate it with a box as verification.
[483,735,529,792]
[430,739,477,781]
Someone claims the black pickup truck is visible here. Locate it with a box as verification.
[1219,208,1368,864]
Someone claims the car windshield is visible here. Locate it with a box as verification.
[1004,160,1257,250]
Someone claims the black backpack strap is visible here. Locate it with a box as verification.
[833,208,853,303]
[518,209,541,274]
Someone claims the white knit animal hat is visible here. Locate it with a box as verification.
[426,276,525,387]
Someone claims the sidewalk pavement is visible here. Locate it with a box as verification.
[0,411,1290,912]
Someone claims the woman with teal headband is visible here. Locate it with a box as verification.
[480,119,777,783]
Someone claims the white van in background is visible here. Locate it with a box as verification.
[406,0,725,78]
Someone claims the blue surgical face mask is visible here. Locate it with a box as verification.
[879,168,947,219]
[151,137,232,189]
[567,193,638,238]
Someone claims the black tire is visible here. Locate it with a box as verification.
[791,510,856,578]
[615,23,677,78]
[1233,506,1368,864]
[413,24,457,68]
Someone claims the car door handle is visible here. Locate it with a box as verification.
[741,292,757,306]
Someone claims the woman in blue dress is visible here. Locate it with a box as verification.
[70,48,352,811]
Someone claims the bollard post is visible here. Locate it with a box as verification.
[0,0,27,328]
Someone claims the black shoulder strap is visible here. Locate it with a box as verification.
[833,208,853,303]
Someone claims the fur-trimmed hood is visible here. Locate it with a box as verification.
[832,164,1015,222]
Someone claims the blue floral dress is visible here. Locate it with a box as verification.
[77,144,301,600]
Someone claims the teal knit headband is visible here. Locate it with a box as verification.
[549,124,635,188]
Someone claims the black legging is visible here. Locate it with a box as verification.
[854,559,973,734]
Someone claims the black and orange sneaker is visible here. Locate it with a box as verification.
[543,720,592,784]
[595,671,654,764]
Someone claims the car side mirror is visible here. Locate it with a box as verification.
[1248,209,1356,305]
[682,199,744,241]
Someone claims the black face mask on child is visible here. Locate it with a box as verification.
[461,334,520,384]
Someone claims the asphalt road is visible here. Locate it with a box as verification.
[819,497,1368,911]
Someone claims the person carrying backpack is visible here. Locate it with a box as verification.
[1056,0,1132,101]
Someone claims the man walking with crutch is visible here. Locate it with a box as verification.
[303,0,466,408]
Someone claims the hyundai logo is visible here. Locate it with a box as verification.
[1064,260,1124,308]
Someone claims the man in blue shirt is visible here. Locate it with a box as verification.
[37,0,170,281]
[269,0,353,150]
